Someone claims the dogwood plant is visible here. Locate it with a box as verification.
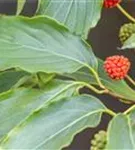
[0,0,135,149]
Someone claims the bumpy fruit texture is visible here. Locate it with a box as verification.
[104,0,121,8]
[91,130,107,150]
[119,23,135,44]
[104,55,131,80]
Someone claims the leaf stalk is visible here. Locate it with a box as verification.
[104,109,117,117]
[124,105,135,115]
[126,75,135,87]
[117,4,135,23]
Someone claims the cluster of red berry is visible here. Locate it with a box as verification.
[104,56,130,80]
[104,0,121,8]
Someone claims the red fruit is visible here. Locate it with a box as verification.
[104,55,131,80]
[104,0,121,8]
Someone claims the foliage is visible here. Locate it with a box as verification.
[0,0,135,149]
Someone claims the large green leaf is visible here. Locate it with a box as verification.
[0,79,78,140]
[0,16,97,74]
[106,114,135,149]
[65,59,135,102]
[37,0,103,38]
[0,94,106,149]
[0,70,28,93]
[122,34,135,49]
[16,0,26,15]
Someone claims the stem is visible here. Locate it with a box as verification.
[82,81,134,102]
[76,81,108,94]
[12,76,30,89]
[108,91,126,100]
[12,74,39,89]
[85,83,108,94]
[92,70,106,89]
[126,75,135,86]
[116,4,135,23]
[104,109,117,117]
[124,105,135,115]
[85,64,106,89]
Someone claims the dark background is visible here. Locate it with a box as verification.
[1,0,135,149]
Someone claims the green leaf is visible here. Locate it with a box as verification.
[16,0,26,15]
[0,70,28,93]
[122,34,135,49]
[0,79,78,140]
[65,59,135,102]
[37,72,55,88]
[0,16,97,74]
[128,108,135,143]
[0,94,106,149]
[36,0,103,38]
[106,114,135,149]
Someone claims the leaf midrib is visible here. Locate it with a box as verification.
[127,115,135,148]
[0,38,90,70]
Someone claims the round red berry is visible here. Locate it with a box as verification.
[104,55,131,80]
[104,0,121,8]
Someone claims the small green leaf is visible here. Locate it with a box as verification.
[122,34,135,49]
[106,114,135,149]
[16,0,26,15]
[37,72,55,88]
[0,94,106,149]
[0,70,28,93]
[65,59,135,102]
[0,79,78,140]
[36,0,103,38]
[0,16,97,74]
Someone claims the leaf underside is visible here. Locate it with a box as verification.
[0,91,106,149]
[37,0,103,38]
[0,16,97,74]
